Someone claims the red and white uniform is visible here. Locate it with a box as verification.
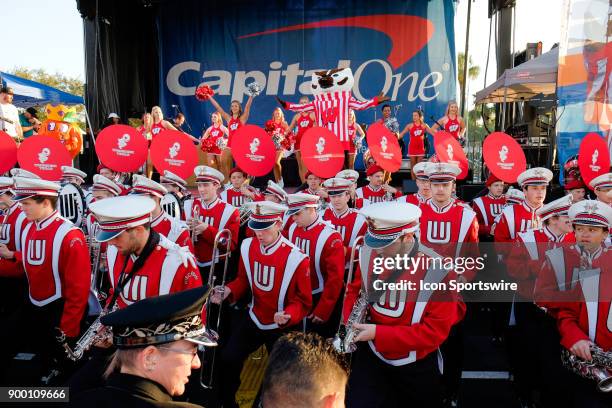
[494,201,542,257]
[444,117,461,140]
[151,211,193,252]
[191,198,239,267]
[203,125,226,155]
[419,200,479,281]
[286,217,345,321]
[355,185,400,205]
[344,245,460,365]
[554,246,612,351]
[352,197,370,210]
[471,193,506,237]
[507,226,575,300]
[220,187,248,208]
[408,124,426,156]
[151,121,165,138]
[398,192,428,206]
[0,211,90,337]
[0,203,27,276]
[227,117,242,148]
[226,234,312,329]
[106,239,201,309]
[285,92,379,144]
[322,207,366,263]
[295,112,315,151]
[347,123,358,153]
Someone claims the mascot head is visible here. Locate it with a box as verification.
[41,104,83,158]
[311,68,354,95]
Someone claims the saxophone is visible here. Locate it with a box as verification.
[64,303,119,361]
[561,346,612,392]
[332,290,368,353]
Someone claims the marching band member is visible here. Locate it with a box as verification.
[285,96,316,181]
[298,171,329,209]
[96,164,130,196]
[61,165,87,186]
[321,177,367,264]
[336,169,367,209]
[160,170,192,221]
[190,166,239,273]
[493,168,553,257]
[471,174,506,240]
[343,202,460,407]
[398,161,431,205]
[588,172,612,206]
[85,175,123,236]
[354,165,400,207]
[131,175,193,252]
[219,167,253,208]
[564,178,586,203]
[211,201,312,408]
[548,200,612,407]
[285,193,345,336]
[0,177,90,377]
[503,187,525,206]
[10,167,40,179]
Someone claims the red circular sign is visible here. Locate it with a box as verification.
[95,125,148,172]
[17,134,71,180]
[0,131,18,174]
[231,125,276,176]
[300,126,345,178]
[578,132,611,188]
[482,132,526,183]
[150,130,198,179]
[434,131,468,180]
[366,123,402,173]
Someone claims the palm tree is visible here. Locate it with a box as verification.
[458,52,480,92]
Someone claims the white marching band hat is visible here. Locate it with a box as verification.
[336,169,359,184]
[12,177,60,201]
[517,167,553,188]
[425,162,461,183]
[322,178,352,195]
[10,168,40,179]
[245,201,288,230]
[569,199,612,228]
[194,165,224,184]
[131,174,168,198]
[505,187,525,205]
[61,166,87,183]
[536,195,572,221]
[588,172,612,190]
[0,177,13,195]
[89,195,156,242]
[92,174,122,196]
[285,193,320,216]
[412,161,430,180]
[160,170,187,190]
[359,202,422,249]
[264,180,288,202]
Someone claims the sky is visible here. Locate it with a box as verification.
[0,0,561,111]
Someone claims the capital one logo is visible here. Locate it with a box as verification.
[250,137,260,155]
[499,145,508,162]
[117,134,130,149]
[38,148,50,163]
[380,136,388,152]
[316,137,326,155]
[169,142,181,158]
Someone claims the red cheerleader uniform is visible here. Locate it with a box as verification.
[266,120,287,151]
[227,117,242,148]
[202,124,225,155]
[408,123,426,156]
[151,121,165,138]
[444,117,461,140]
[295,113,314,151]
[347,123,357,153]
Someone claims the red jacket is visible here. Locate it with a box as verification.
[227,235,312,329]
[219,187,248,208]
[471,193,506,237]
[355,185,401,205]
[0,203,27,276]
[151,211,193,253]
[399,192,428,206]
[322,207,367,263]
[494,202,542,258]
[286,217,345,321]
[190,198,239,267]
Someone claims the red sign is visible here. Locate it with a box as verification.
[482,132,526,183]
[366,122,402,173]
[17,134,71,180]
[433,131,468,180]
[95,125,148,172]
[0,131,17,174]
[300,126,345,178]
[150,130,198,179]
[231,125,276,176]
[578,132,611,188]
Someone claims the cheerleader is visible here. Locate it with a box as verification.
[137,113,154,177]
[266,108,289,185]
[399,110,431,179]
[208,95,254,182]
[200,112,229,172]
[347,110,365,170]
[430,100,466,143]
[286,96,315,182]
[151,106,177,137]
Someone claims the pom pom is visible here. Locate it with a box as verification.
[195,84,214,102]
[246,82,262,97]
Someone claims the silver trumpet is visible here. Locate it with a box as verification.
[64,303,118,361]
[561,347,612,392]
[332,236,367,354]
[200,228,233,390]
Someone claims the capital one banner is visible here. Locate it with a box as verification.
[557,0,612,182]
[158,0,457,144]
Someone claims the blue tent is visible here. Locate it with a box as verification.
[0,71,84,108]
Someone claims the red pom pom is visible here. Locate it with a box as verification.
[264,120,275,133]
[195,85,214,101]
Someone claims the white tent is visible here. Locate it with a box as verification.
[474,47,558,105]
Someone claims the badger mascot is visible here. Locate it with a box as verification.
[277,68,389,150]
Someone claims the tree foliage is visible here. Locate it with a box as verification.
[9,67,84,96]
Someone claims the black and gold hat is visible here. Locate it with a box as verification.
[101,286,217,348]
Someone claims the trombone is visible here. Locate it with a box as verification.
[200,228,233,389]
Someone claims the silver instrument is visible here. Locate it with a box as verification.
[64,303,119,361]
[271,133,284,150]
[200,229,233,389]
[216,137,228,150]
[384,117,400,134]
[332,236,367,354]
[191,205,200,244]
[561,346,612,392]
